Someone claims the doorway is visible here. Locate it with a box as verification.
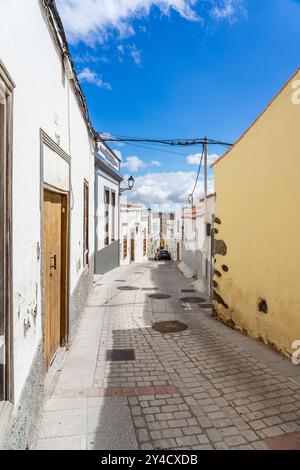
[43,189,68,369]
[130,238,135,262]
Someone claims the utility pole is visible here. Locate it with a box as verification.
[204,136,208,201]
[203,137,209,295]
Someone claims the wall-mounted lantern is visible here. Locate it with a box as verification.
[119,176,135,196]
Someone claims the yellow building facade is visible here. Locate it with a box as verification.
[212,68,300,358]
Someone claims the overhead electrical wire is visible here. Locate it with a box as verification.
[97,133,233,148]
[117,141,192,157]
[186,144,204,205]
[97,132,231,208]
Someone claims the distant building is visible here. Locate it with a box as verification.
[95,142,122,274]
[212,68,300,357]
[148,210,175,257]
[120,204,148,265]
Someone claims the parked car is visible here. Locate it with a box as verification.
[155,249,171,261]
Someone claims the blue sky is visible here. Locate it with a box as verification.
[57,0,300,209]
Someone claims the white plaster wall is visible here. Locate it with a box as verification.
[68,87,94,291]
[43,146,69,192]
[0,0,94,404]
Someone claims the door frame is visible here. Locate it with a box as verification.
[40,130,71,369]
[0,60,15,403]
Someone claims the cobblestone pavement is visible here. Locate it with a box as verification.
[33,261,300,450]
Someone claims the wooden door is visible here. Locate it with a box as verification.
[43,190,67,369]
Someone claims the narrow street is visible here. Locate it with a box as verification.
[33,261,300,451]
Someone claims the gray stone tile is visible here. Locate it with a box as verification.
[44,398,88,411]
[87,405,137,449]
[34,435,86,450]
[38,409,87,439]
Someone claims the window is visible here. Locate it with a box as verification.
[0,61,14,403]
[83,181,89,267]
[111,191,116,242]
[104,189,110,246]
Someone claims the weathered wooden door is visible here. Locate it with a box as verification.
[130,238,135,262]
[43,189,67,369]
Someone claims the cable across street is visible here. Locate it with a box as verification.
[97,133,233,207]
[96,133,233,148]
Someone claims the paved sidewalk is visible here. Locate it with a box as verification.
[33,261,300,450]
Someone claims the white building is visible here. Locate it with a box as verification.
[95,142,122,274]
[0,1,98,449]
[147,210,175,258]
[120,204,148,265]
[166,207,183,261]
[179,194,215,295]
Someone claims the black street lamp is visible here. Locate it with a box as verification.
[119,176,135,195]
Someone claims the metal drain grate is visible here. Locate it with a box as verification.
[152,321,188,334]
[181,297,205,303]
[142,287,159,291]
[199,303,212,309]
[148,293,171,300]
[106,349,135,361]
[181,289,195,293]
[118,286,140,291]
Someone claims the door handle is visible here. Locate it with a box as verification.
[50,255,57,270]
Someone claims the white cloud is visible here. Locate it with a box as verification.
[77,67,112,89]
[187,152,220,166]
[121,155,146,172]
[73,52,109,64]
[123,171,214,209]
[56,0,199,45]
[115,149,162,170]
[210,0,246,22]
[56,1,246,46]
[130,45,142,65]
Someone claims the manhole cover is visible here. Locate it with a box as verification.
[152,321,188,333]
[148,293,171,299]
[142,287,159,291]
[181,289,195,293]
[118,286,139,291]
[181,297,205,303]
[106,349,135,361]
